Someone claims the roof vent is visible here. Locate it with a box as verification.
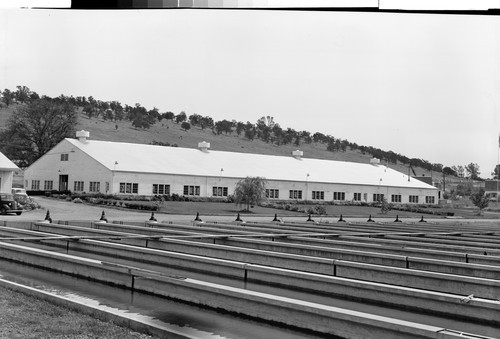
[198,141,210,152]
[76,130,90,142]
[292,150,303,159]
[370,158,381,165]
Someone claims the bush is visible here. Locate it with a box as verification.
[72,198,83,204]
[314,205,326,215]
[122,202,157,211]
[17,197,41,211]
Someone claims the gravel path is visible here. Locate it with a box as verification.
[2,196,499,225]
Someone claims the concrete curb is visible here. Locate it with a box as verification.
[0,278,195,339]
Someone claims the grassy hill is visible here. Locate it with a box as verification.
[1,103,437,179]
[76,111,438,177]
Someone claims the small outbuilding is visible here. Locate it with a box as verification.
[24,131,438,204]
[0,152,19,194]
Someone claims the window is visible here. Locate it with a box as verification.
[425,196,435,204]
[333,192,345,201]
[44,180,53,191]
[373,194,384,202]
[31,180,40,190]
[213,186,228,197]
[153,184,170,195]
[409,195,419,203]
[312,191,324,200]
[60,153,69,161]
[119,182,138,194]
[183,185,200,196]
[391,194,401,203]
[266,189,279,199]
[74,181,84,192]
[353,193,362,201]
[289,190,302,199]
[89,181,100,192]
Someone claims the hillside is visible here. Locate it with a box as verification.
[0,103,437,178]
[76,111,438,178]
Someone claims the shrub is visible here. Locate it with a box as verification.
[380,198,391,214]
[314,205,327,215]
[18,197,41,211]
[72,198,83,204]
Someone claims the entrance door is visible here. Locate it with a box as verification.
[59,175,68,191]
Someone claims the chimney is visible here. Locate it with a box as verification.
[198,141,210,152]
[76,130,90,142]
[292,150,303,159]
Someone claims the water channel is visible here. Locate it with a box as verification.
[0,259,331,339]
[1,240,500,338]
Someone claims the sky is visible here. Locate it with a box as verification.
[1,6,500,178]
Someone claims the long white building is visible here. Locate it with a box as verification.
[24,131,438,204]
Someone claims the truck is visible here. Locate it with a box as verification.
[0,193,23,215]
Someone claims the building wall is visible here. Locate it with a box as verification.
[111,172,438,204]
[485,180,500,192]
[24,140,112,194]
[25,140,438,204]
[0,170,14,194]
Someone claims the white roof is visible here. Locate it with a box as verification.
[66,138,436,190]
[0,152,19,171]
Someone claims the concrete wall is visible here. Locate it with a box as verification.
[0,170,14,194]
[2,225,500,325]
[0,240,476,338]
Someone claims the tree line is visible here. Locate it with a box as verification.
[0,86,490,180]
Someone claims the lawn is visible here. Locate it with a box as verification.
[0,285,154,339]
[81,198,485,219]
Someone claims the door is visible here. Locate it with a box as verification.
[59,175,68,191]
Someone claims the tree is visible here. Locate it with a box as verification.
[148,107,160,121]
[175,111,187,124]
[189,114,201,126]
[163,111,175,121]
[129,104,155,129]
[199,116,214,130]
[235,122,245,136]
[0,98,78,165]
[214,120,233,135]
[465,163,481,180]
[313,132,326,143]
[452,165,465,178]
[443,166,457,177]
[470,189,489,215]
[380,198,391,214]
[492,165,500,179]
[1,89,14,107]
[244,124,256,141]
[15,85,32,103]
[181,121,191,131]
[233,177,267,211]
[84,104,95,119]
[104,109,114,121]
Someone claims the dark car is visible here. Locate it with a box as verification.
[0,193,23,215]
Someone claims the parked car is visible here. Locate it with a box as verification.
[12,188,29,199]
[0,193,23,215]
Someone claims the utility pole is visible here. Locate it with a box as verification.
[442,171,446,200]
[497,134,499,208]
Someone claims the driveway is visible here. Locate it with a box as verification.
[1,196,499,225]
